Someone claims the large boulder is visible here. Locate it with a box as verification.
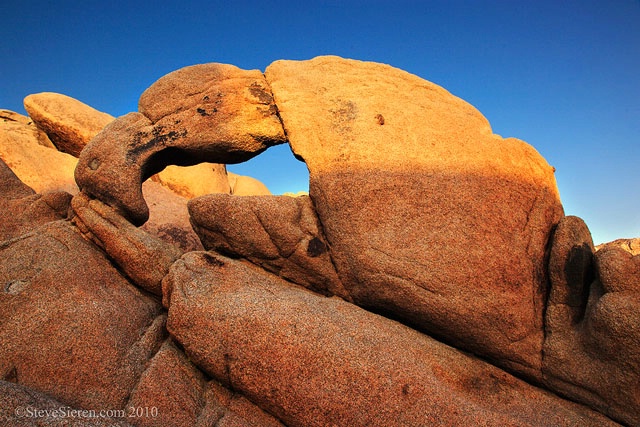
[263,56,564,379]
[76,63,287,225]
[151,163,230,198]
[544,216,640,425]
[227,171,272,196]
[162,251,615,427]
[189,194,348,299]
[0,110,78,194]
[23,92,115,157]
[0,220,165,410]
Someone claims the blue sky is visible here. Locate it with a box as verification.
[1,0,638,244]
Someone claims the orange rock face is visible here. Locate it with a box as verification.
[24,92,115,157]
[265,56,564,379]
[0,109,78,194]
[76,63,286,225]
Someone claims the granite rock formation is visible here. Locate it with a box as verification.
[1,56,637,426]
[24,92,115,157]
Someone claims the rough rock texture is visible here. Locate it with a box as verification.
[0,380,134,427]
[127,339,283,427]
[72,193,183,295]
[264,56,564,379]
[140,180,205,252]
[163,252,615,427]
[228,171,272,196]
[189,194,348,299]
[76,63,286,225]
[23,92,115,157]
[0,158,71,242]
[6,56,636,425]
[0,220,165,410]
[0,110,78,194]
[544,216,640,425]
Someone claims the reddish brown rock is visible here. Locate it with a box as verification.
[72,193,183,295]
[0,159,71,242]
[0,220,165,410]
[23,92,115,157]
[264,56,564,379]
[188,194,348,299]
[140,180,204,252]
[199,381,284,427]
[127,339,283,427]
[0,110,78,194]
[163,252,616,427]
[0,380,134,426]
[76,64,286,225]
[544,216,640,425]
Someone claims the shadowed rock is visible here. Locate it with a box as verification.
[544,216,640,425]
[162,252,616,427]
[189,194,348,299]
[0,158,71,242]
[263,56,563,379]
[0,380,134,426]
[72,193,183,295]
[127,339,283,427]
[0,221,165,410]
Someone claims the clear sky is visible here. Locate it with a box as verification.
[1,0,638,244]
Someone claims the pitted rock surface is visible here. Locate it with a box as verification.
[162,251,615,427]
[0,220,165,410]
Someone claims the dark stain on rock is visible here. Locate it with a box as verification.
[330,100,358,133]
[307,237,327,257]
[128,126,188,160]
[157,225,191,252]
[4,367,18,383]
[249,82,274,105]
[197,108,209,116]
[202,252,225,267]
